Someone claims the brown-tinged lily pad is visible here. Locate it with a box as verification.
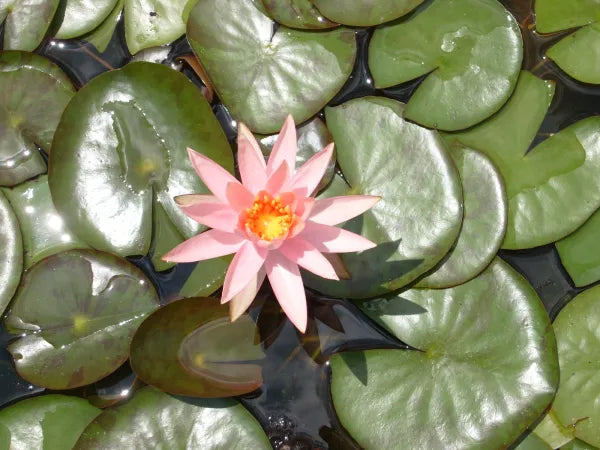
[130,297,264,398]
[6,250,159,389]
[187,0,356,133]
[0,51,74,187]
[74,386,271,449]
[49,62,233,260]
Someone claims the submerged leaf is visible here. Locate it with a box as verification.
[6,250,160,389]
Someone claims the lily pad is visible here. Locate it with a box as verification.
[0,395,100,450]
[180,255,232,298]
[0,51,74,187]
[124,0,189,55]
[447,70,600,249]
[256,117,336,193]
[417,144,507,288]
[49,61,233,258]
[304,96,463,298]
[556,210,600,287]
[2,175,89,269]
[130,297,264,397]
[535,0,599,33]
[563,440,600,450]
[0,190,22,316]
[6,250,160,389]
[330,259,559,449]
[516,433,553,450]
[0,0,59,50]
[312,0,423,26]
[260,0,337,29]
[546,24,600,84]
[552,286,600,448]
[75,386,271,449]
[533,410,575,449]
[54,0,118,39]
[187,0,356,133]
[369,0,522,131]
[81,0,124,53]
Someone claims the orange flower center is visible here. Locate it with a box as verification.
[244,193,295,241]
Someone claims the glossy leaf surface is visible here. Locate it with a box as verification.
[331,259,559,449]
[260,0,337,29]
[418,145,507,288]
[75,386,271,449]
[54,0,118,39]
[553,286,600,447]
[448,71,600,249]
[369,0,522,131]
[0,395,100,450]
[6,250,159,389]
[130,297,264,397]
[312,0,422,26]
[49,62,233,257]
[0,190,22,316]
[124,0,188,54]
[81,0,124,53]
[556,209,600,287]
[256,117,336,193]
[0,0,59,50]
[547,24,600,85]
[187,0,356,133]
[0,51,74,186]
[305,97,463,298]
[2,175,89,269]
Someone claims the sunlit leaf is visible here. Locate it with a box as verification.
[312,0,422,26]
[0,190,21,317]
[0,0,59,50]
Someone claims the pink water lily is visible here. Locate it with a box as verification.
[163,115,378,332]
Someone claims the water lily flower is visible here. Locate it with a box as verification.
[163,116,378,332]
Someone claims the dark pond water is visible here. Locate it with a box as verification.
[1,0,600,448]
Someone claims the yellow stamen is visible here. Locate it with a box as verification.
[244,193,295,241]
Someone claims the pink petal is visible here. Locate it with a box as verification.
[300,222,377,253]
[187,148,240,204]
[264,161,290,195]
[162,229,245,263]
[309,195,380,225]
[229,268,266,321]
[265,252,307,333]
[222,241,267,302]
[237,123,267,193]
[279,238,339,280]
[266,115,297,176]
[287,143,334,197]
[226,182,255,212]
[175,195,239,232]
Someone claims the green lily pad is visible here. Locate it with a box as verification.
[124,0,189,55]
[562,440,600,450]
[546,24,600,84]
[187,0,356,134]
[2,175,89,269]
[556,209,600,287]
[533,410,576,449]
[81,0,124,53]
[312,0,423,26]
[6,250,160,389]
[447,70,600,249]
[49,61,233,258]
[0,51,74,187]
[75,386,271,449]
[0,190,22,316]
[304,97,463,298]
[516,433,553,450]
[260,0,337,29]
[369,0,522,131]
[0,395,100,450]
[180,255,232,298]
[130,297,264,397]
[330,259,559,449]
[417,144,507,288]
[54,0,118,39]
[0,0,59,51]
[535,0,599,33]
[256,117,336,193]
[552,286,600,448]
